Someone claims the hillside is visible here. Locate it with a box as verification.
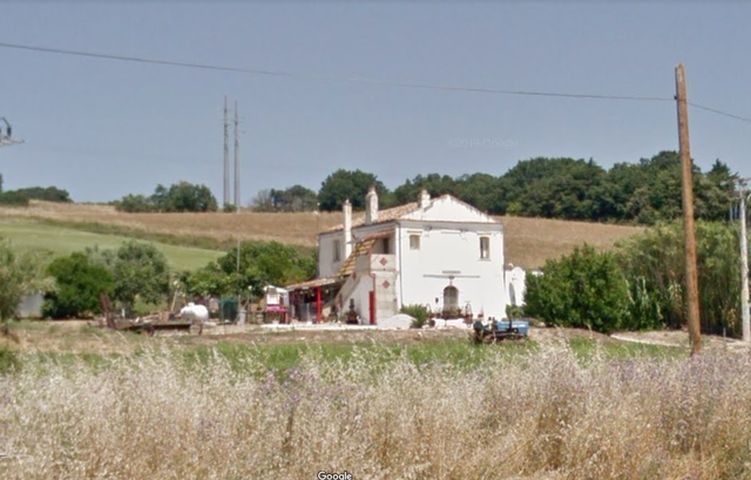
[0,201,643,269]
[0,218,223,271]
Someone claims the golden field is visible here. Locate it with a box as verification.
[0,201,642,268]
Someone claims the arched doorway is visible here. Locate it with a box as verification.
[443,285,459,315]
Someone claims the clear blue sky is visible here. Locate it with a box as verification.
[1,1,750,203]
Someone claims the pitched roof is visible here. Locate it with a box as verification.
[324,201,419,233]
[323,194,498,234]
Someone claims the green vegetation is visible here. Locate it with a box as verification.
[42,253,114,318]
[181,240,316,299]
[285,152,734,225]
[0,219,222,271]
[0,238,50,330]
[525,245,632,333]
[0,185,71,206]
[1,328,684,376]
[252,184,319,212]
[103,241,170,316]
[525,221,742,337]
[618,221,740,336]
[115,181,218,212]
[317,168,395,211]
[400,304,431,328]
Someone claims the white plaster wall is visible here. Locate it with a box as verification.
[318,224,396,279]
[318,233,343,278]
[396,222,506,319]
[402,195,495,223]
[350,273,373,324]
[504,267,527,308]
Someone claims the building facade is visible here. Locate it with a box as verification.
[316,188,508,324]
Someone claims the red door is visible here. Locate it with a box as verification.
[369,291,376,325]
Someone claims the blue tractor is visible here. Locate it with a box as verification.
[472,317,530,343]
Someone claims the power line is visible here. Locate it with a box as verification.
[688,101,751,124]
[4,40,751,124]
[0,40,672,102]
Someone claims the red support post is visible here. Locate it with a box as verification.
[315,287,322,323]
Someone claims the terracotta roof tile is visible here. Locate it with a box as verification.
[324,202,419,233]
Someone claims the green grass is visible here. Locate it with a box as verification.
[0,219,222,271]
[174,338,539,377]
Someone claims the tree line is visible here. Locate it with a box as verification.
[0,174,72,206]
[254,151,735,225]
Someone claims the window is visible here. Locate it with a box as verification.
[480,236,490,259]
[333,239,341,262]
[409,234,421,250]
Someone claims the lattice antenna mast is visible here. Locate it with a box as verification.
[233,101,240,209]
[0,117,23,147]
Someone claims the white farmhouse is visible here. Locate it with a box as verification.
[311,187,507,324]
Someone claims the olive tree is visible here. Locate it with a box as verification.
[0,239,49,333]
[107,241,170,316]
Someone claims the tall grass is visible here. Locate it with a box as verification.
[1,345,748,479]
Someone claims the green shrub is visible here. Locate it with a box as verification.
[401,304,431,329]
[524,245,629,333]
[43,253,114,318]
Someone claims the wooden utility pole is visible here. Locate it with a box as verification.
[675,64,702,356]
[739,184,751,342]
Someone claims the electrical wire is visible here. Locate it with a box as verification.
[3,40,751,123]
[0,40,672,102]
[688,102,751,124]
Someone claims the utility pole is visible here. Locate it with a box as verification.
[737,179,751,342]
[234,101,240,209]
[223,97,230,208]
[675,63,702,356]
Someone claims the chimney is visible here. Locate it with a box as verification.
[419,189,431,209]
[343,199,352,259]
[365,186,379,224]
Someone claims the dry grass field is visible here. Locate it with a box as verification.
[2,322,749,480]
[0,201,642,268]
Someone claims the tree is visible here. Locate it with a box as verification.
[318,169,392,211]
[182,241,316,299]
[42,253,114,318]
[498,157,608,220]
[252,185,318,212]
[393,174,457,205]
[115,194,154,213]
[617,221,740,335]
[0,239,49,332]
[108,241,170,315]
[114,182,218,213]
[524,245,630,333]
[13,186,71,203]
[161,181,217,212]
